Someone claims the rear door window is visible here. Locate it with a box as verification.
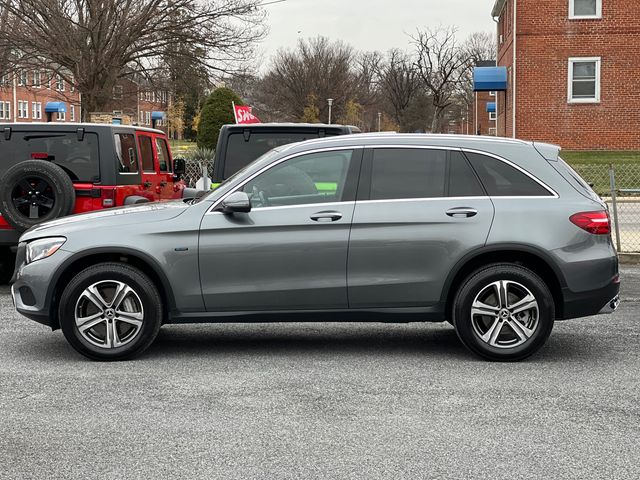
[3,132,100,182]
[449,151,485,197]
[138,136,155,172]
[465,152,552,197]
[114,133,139,173]
[370,148,447,200]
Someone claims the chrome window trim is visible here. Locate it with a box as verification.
[207,146,363,214]
[364,145,558,199]
[207,200,355,215]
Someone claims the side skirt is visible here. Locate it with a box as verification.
[168,304,446,324]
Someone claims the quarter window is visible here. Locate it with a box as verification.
[465,152,552,197]
[243,150,354,208]
[115,134,139,174]
[569,0,601,19]
[568,57,601,103]
[449,151,485,197]
[370,148,447,200]
[138,135,155,171]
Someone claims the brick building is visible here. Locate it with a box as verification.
[0,70,81,123]
[492,0,640,150]
[0,70,171,134]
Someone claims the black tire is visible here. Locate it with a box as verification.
[0,247,16,284]
[0,160,76,231]
[58,262,163,361]
[452,263,555,362]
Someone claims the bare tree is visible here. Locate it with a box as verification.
[258,37,362,122]
[413,26,470,133]
[0,0,267,118]
[378,49,421,132]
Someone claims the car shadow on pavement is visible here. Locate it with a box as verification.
[144,323,473,360]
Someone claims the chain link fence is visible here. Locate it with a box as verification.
[573,164,640,253]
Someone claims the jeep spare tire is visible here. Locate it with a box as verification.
[0,160,76,231]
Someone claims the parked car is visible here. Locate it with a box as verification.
[0,123,187,283]
[212,123,359,184]
[11,134,619,361]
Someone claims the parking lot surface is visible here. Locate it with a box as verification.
[1,268,639,480]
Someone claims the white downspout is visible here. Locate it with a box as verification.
[12,74,17,123]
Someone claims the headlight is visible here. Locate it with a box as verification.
[26,237,66,264]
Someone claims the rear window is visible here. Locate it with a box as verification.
[465,152,552,197]
[4,132,100,182]
[371,148,447,200]
[223,131,337,178]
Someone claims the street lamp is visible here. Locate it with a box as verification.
[327,98,334,125]
[377,112,382,132]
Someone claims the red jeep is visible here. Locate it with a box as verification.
[0,123,187,282]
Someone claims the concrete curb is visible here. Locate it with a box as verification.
[619,253,640,264]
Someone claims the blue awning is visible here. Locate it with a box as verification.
[151,111,165,121]
[45,102,67,113]
[473,67,508,92]
[486,102,497,113]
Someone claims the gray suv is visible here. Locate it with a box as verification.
[11,134,620,361]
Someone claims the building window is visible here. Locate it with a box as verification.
[113,85,123,99]
[568,57,601,103]
[569,0,602,19]
[70,105,75,121]
[56,74,64,91]
[32,102,42,120]
[57,111,66,121]
[145,111,151,125]
[17,70,27,86]
[18,100,29,119]
[32,71,41,88]
[0,74,9,86]
[0,101,10,120]
[489,91,496,97]
[488,127,497,136]
[70,76,75,92]
[489,112,497,121]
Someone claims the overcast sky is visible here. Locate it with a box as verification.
[258,0,497,67]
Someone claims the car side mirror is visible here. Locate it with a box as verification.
[220,191,252,214]
[173,158,186,181]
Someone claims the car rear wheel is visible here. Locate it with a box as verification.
[0,160,76,230]
[452,263,555,361]
[59,263,162,361]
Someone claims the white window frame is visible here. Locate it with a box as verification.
[0,101,10,120]
[489,112,497,121]
[56,74,65,91]
[569,0,602,20]
[568,57,601,104]
[17,70,27,86]
[145,111,151,125]
[57,111,66,121]
[32,70,41,88]
[70,105,75,121]
[32,102,42,120]
[488,127,497,136]
[489,91,496,97]
[18,100,29,119]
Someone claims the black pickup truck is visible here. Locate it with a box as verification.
[212,123,360,184]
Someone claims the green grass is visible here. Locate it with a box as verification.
[562,151,640,165]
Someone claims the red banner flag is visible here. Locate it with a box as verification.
[233,103,261,124]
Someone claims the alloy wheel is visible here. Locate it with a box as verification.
[470,280,539,349]
[74,280,144,349]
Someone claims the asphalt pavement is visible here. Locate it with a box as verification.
[0,268,639,479]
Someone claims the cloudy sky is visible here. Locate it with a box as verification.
[258,0,496,66]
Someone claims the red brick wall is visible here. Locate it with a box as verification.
[503,0,640,150]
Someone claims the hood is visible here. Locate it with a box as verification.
[20,201,190,242]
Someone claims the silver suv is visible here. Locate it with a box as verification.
[11,134,620,361]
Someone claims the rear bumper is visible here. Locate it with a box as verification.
[561,277,620,320]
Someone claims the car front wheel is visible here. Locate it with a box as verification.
[452,263,555,361]
[59,262,162,361]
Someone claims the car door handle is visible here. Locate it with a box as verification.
[310,211,343,222]
[446,207,478,218]
[159,181,167,187]
[143,181,152,188]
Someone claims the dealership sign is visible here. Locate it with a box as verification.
[233,103,261,124]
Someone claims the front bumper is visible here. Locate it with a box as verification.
[11,247,73,328]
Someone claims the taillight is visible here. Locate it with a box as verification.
[101,188,116,208]
[569,211,610,235]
